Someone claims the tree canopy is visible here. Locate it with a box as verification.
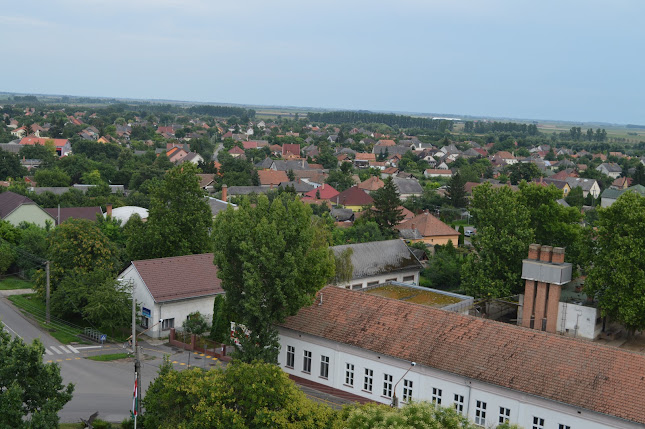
[365,176,404,235]
[584,191,645,334]
[212,194,335,363]
[0,329,74,428]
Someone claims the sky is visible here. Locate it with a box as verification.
[1,0,644,124]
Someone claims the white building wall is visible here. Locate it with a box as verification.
[278,329,641,429]
[335,269,420,290]
[556,302,601,340]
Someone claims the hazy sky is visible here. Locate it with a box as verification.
[1,1,643,124]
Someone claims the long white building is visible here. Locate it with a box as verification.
[278,286,645,429]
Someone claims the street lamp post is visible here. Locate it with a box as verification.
[391,362,416,408]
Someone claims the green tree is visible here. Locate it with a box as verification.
[209,294,230,343]
[80,169,104,185]
[182,311,210,336]
[212,194,335,363]
[34,168,71,187]
[0,328,74,428]
[584,192,645,335]
[0,152,26,179]
[365,177,404,235]
[326,163,355,192]
[565,185,584,208]
[462,184,533,298]
[507,162,541,185]
[142,360,334,429]
[128,164,212,260]
[81,276,134,337]
[337,401,480,429]
[446,172,467,208]
[632,163,645,186]
[422,241,464,290]
[287,169,295,181]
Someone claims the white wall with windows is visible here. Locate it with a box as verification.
[278,328,641,429]
[336,270,420,290]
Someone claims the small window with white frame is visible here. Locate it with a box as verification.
[285,345,295,368]
[475,400,486,426]
[453,394,464,414]
[345,363,354,386]
[320,355,329,378]
[431,387,442,405]
[303,350,312,373]
[402,379,413,402]
[558,425,570,429]
[402,275,415,282]
[363,368,373,392]
[499,407,511,424]
[382,373,393,398]
[161,318,174,330]
[532,416,545,429]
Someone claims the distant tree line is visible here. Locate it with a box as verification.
[307,111,454,131]
[187,105,255,119]
[464,121,539,135]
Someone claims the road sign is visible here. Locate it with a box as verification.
[100,334,107,343]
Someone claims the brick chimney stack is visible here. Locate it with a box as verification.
[221,184,228,201]
[528,244,541,260]
[551,247,565,264]
[539,245,553,263]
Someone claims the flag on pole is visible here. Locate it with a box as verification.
[132,377,138,417]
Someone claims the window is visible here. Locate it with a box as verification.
[161,318,174,330]
[140,317,149,329]
[320,355,329,378]
[403,275,415,282]
[345,363,354,386]
[558,425,570,429]
[532,417,545,429]
[403,379,413,402]
[431,387,442,405]
[286,346,295,368]
[453,394,464,414]
[382,373,393,397]
[499,407,511,424]
[475,401,486,426]
[385,278,397,282]
[363,368,373,392]
[303,350,312,373]
[351,284,362,290]
[367,281,379,287]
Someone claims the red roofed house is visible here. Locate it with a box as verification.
[282,144,301,158]
[277,285,645,428]
[395,211,459,245]
[358,176,385,192]
[303,183,340,201]
[354,153,376,168]
[20,136,72,157]
[333,186,373,211]
[424,169,453,179]
[258,170,289,186]
[118,253,224,338]
[228,145,245,157]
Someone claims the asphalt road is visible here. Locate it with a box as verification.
[0,294,218,423]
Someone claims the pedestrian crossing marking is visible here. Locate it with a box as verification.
[50,346,64,355]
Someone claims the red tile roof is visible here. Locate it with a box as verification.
[395,212,458,237]
[132,253,223,303]
[358,176,385,191]
[303,183,339,200]
[425,169,452,175]
[334,186,373,206]
[228,146,245,155]
[355,153,376,161]
[282,144,301,157]
[280,286,645,425]
[376,139,396,146]
[258,170,289,186]
[19,137,70,147]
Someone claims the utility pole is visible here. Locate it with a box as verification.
[45,261,50,324]
[132,298,141,428]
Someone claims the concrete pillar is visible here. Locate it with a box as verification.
[545,284,562,333]
[534,282,548,331]
[522,280,536,328]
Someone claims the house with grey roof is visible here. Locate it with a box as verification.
[330,239,423,290]
[0,191,55,228]
[392,177,423,200]
[596,162,622,179]
[565,177,601,198]
[601,185,645,207]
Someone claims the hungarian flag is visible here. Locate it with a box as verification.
[132,378,138,417]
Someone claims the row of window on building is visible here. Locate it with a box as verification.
[286,346,572,429]
[345,275,417,290]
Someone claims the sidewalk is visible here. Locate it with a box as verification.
[0,288,34,296]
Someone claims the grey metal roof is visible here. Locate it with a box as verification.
[0,143,22,153]
[566,177,597,192]
[207,197,236,216]
[392,177,423,195]
[331,239,422,280]
[271,160,310,171]
[278,181,315,193]
[330,208,354,222]
[373,145,409,156]
[227,186,271,195]
[30,187,70,196]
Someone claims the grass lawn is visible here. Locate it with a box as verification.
[7,294,87,344]
[0,276,34,290]
[86,352,131,362]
